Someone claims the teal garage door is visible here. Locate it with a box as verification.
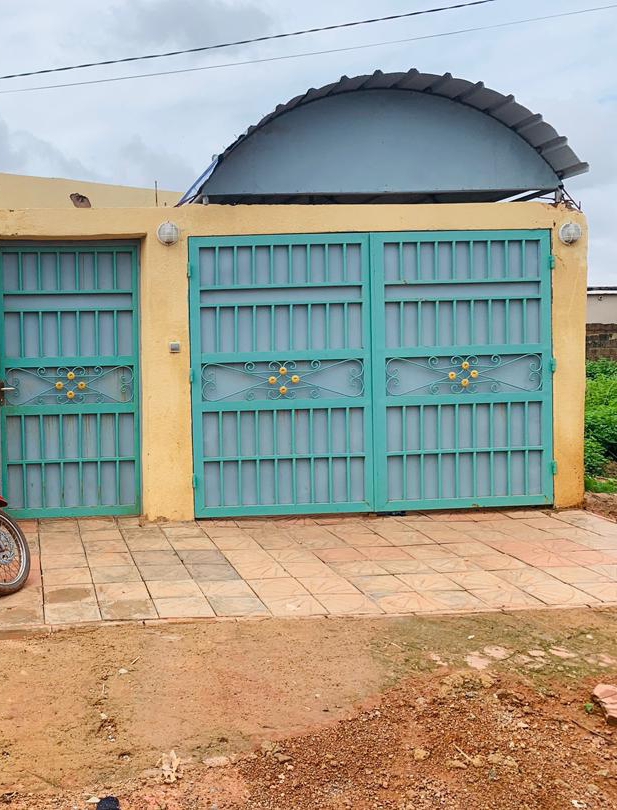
[0,243,141,517]
[189,231,553,516]
[189,234,373,516]
[371,231,554,511]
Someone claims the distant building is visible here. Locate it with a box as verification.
[587,288,617,360]
[588,287,617,324]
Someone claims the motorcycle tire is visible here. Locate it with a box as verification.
[0,509,31,596]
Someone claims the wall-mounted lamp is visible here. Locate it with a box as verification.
[156,221,180,246]
[558,222,583,245]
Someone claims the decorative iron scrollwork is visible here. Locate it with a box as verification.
[386,354,543,396]
[5,366,134,405]
[202,359,364,402]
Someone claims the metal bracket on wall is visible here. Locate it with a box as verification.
[550,460,558,475]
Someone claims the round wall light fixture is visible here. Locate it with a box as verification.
[156,221,180,246]
[558,222,583,245]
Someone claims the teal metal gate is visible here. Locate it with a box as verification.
[0,242,140,517]
[189,230,553,516]
[189,234,373,516]
[371,230,554,511]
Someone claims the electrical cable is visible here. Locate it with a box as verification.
[0,3,614,96]
[0,0,497,81]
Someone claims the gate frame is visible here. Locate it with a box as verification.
[0,240,142,518]
[187,232,375,517]
[369,229,555,512]
[188,229,555,517]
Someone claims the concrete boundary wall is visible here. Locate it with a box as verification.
[0,202,587,519]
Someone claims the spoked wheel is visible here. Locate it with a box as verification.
[0,510,30,595]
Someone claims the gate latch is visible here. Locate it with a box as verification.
[0,382,15,406]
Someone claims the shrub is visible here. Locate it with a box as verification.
[584,437,608,477]
[586,359,617,380]
[584,360,617,477]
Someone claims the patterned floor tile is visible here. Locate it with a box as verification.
[198,580,256,597]
[426,557,481,574]
[378,559,434,575]
[297,576,360,595]
[14,510,617,630]
[208,595,269,617]
[44,584,96,604]
[574,582,617,603]
[145,580,204,599]
[425,590,487,611]
[43,567,93,586]
[397,573,463,591]
[348,575,412,596]
[469,586,544,609]
[315,593,383,615]
[261,594,327,617]
[99,600,157,620]
[373,592,441,614]
[247,578,309,599]
[522,581,598,607]
[329,561,389,576]
[96,581,150,601]
[541,566,611,585]
[154,597,215,618]
[45,602,101,624]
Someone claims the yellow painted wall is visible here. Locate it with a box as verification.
[0,202,587,519]
[0,173,180,209]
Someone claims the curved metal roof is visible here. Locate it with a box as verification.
[179,68,588,204]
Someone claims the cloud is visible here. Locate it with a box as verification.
[105,0,272,50]
[0,115,95,179]
[113,135,195,189]
[0,0,613,282]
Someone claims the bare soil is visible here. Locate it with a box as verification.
[2,609,617,809]
[586,492,617,523]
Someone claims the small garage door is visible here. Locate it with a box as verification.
[0,242,141,517]
[189,234,374,515]
[371,230,554,511]
[189,230,553,516]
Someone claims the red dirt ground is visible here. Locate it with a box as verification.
[3,610,617,809]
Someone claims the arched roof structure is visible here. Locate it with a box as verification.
[179,68,588,205]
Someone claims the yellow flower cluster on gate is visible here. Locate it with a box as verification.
[55,370,88,400]
[267,365,301,396]
[448,359,479,390]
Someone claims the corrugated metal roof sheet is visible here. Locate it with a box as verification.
[179,68,588,204]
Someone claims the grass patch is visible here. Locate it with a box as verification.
[585,359,617,479]
[584,475,617,494]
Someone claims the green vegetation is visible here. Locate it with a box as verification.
[585,359,617,488]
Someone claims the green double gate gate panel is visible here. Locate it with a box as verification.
[0,243,141,517]
[189,230,553,517]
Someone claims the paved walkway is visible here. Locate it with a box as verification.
[2,509,617,630]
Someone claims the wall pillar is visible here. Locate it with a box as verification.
[551,210,588,508]
[139,229,194,521]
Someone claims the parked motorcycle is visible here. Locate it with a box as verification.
[0,494,30,595]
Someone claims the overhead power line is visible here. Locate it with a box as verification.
[0,3,614,97]
[0,0,497,82]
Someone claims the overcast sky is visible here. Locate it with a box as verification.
[1,0,615,281]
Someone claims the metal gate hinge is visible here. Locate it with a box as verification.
[189,368,195,383]
[187,261,192,278]
[550,460,558,475]
[549,255,556,270]
[191,474,197,489]
[550,357,557,372]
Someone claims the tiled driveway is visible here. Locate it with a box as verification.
[3,509,617,630]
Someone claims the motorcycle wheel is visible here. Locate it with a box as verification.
[0,509,31,595]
